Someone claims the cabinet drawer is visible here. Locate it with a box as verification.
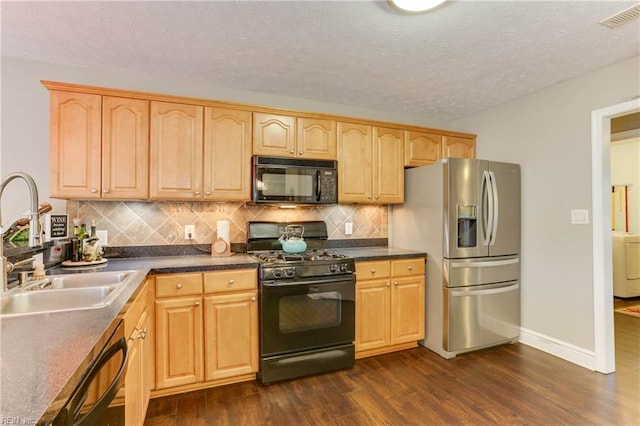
[204,269,257,293]
[356,260,390,280]
[392,258,425,277]
[155,273,203,297]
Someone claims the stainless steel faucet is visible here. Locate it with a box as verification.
[0,172,42,294]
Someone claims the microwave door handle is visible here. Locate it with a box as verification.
[315,170,322,202]
[70,337,129,426]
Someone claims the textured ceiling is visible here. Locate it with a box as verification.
[2,1,639,121]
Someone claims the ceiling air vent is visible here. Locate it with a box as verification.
[599,4,640,29]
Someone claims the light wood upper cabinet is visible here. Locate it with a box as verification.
[338,124,403,204]
[297,117,337,160]
[49,92,150,199]
[49,91,102,198]
[404,131,442,167]
[253,113,296,157]
[443,135,476,159]
[150,101,204,199]
[203,107,252,201]
[373,127,404,204]
[253,113,337,160]
[337,122,373,203]
[102,96,149,199]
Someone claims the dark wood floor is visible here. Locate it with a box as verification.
[145,305,639,426]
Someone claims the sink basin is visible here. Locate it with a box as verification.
[46,271,133,289]
[0,286,117,316]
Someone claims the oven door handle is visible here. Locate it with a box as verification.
[262,276,355,288]
[58,336,128,426]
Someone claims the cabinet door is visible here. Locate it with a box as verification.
[204,291,258,381]
[391,276,425,344]
[102,97,149,199]
[297,117,337,160]
[443,136,476,159]
[252,113,296,157]
[125,308,150,426]
[139,308,152,422]
[355,279,390,352]
[404,131,442,167]
[49,91,102,198]
[373,127,404,204]
[150,102,204,199]
[155,296,203,389]
[203,107,252,201]
[337,122,373,203]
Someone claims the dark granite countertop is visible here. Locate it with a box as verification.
[1,248,424,423]
[335,247,426,261]
[0,254,258,424]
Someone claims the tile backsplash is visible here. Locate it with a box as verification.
[66,201,388,247]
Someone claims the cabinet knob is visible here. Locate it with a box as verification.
[251,296,257,302]
[103,189,109,194]
[195,301,200,306]
[370,269,376,274]
[367,195,372,200]
[375,195,379,200]
[229,279,235,285]
[386,282,391,287]
[394,281,399,286]
[176,283,183,289]
[90,188,98,193]
[139,329,147,339]
[289,150,295,154]
[408,266,413,271]
[194,191,200,196]
[205,191,211,196]
[299,151,303,155]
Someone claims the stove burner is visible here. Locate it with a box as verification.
[253,249,347,263]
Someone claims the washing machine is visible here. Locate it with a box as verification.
[612,232,640,298]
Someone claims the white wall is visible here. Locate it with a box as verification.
[611,138,640,234]
[450,56,640,354]
[0,57,449,225]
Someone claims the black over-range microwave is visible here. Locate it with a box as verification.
[252,156,338,204]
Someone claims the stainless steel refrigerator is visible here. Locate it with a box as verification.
[392,157,521,358]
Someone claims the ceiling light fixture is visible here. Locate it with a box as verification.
[388,0,450,13]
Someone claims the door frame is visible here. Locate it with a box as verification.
[591,98,640,374]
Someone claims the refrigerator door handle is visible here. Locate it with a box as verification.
[450,258,519,268]
[482,170,493,246]
[451,282,519,297]
[489,170,499,246]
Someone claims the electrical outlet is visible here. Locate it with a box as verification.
[345,222,353,235]
[184,224,196,240]
[570,209,589,225]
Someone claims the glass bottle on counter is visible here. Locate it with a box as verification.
[71,225,81,262]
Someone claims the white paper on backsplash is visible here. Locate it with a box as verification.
[66,201,388,246]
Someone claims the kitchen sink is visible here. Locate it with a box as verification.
[0,270,138,317]
[46,270,134,289]
[0,286,118,316]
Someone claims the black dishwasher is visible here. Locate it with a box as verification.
[53,319,128,426]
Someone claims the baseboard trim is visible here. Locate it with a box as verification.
[519,327,596,371]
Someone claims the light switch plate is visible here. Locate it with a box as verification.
[345,222,353,235]
[571,209,589,225]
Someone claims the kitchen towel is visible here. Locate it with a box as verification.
[217,220,230,243]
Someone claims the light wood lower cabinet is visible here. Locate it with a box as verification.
[121,280,153,426]
[152,269,258,396]
[355,257,425,358]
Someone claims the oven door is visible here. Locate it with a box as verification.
[260,275,355,356]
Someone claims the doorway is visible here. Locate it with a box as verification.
[591,98,640,374]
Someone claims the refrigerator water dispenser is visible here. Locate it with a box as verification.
[457,205,477,248]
